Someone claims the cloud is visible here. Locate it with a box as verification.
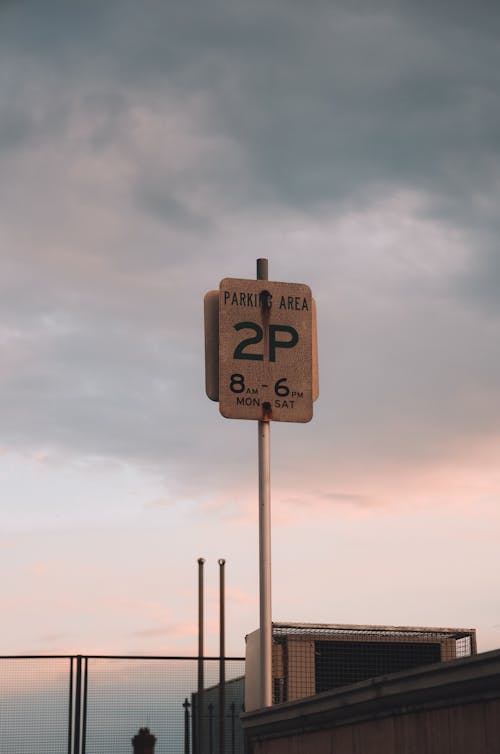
[37,632,68,644]
[131,622,196,640]
[30,561,51,575]
[3,0,500,222]
[143,497,177,509]
[455,242,500,316]
[1,0,500,654]
[1,183,499,512]
[131,627,173,639]
[227,587,257,607]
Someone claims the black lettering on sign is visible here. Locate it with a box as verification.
[233,322,264,360]
[278,296,309,311]
[236,396,260,407]
[232,322,300,362]
[269,325,298,362]
[274,399,295,408]
[274,378,289,397]
[230,374,245,393]
[224,291,259,307]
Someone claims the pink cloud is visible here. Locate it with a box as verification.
[227,586,257,607]
[30,561,51,576]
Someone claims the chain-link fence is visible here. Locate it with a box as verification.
[1,625,478,752]
[0,656,71,754]
[0,656,245,754]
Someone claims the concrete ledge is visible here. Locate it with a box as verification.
[242,649,500,741]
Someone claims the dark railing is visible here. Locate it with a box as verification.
[0,655,245,754]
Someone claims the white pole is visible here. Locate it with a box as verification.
[257,258,272,708]
[258,419,272,707]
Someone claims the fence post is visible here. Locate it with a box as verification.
[74,656,82,754]
[218,559,226,754]
[81,657,88,754]
[68,657,74,754]
[197,557,205,754]
[183,698,191,754]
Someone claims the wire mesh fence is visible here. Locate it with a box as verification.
[0,625,477,752]
[0,656,245,754]
[0,656,71,754]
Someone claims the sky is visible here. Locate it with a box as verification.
[1,0,500,658]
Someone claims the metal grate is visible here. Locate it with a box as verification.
[0,656,70,754]
[84,658,245,754]
[192,673,245,754]
[271,623,476,703]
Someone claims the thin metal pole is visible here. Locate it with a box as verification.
[218,559,226,754]
[68,657,74,754]
[81,657,88,754]
[191,694,197,754]
[74,655,82,754]
[471,630,478,655]
[256,258,268,281]
[257,257,272,708]
[183,698,191,754]
[197,558,205,754]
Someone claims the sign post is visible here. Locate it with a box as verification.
[205,259,317,708]
[256,258,272,708]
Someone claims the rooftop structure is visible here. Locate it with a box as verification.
[245,622,476,710]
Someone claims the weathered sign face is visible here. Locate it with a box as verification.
[218,278,313,422]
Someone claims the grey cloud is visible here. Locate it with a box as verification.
[3,0,500,223]
[133,177,212,231]
[1,0,500,502]
[454,242,500,316]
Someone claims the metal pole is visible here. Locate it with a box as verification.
[74,655,82,754]
[257,258,272,708]
[81,657,88,754]
[197,557,205,754]
[183,698,191,754]
[68,657,74,754]
[218,559,226,754]
[191,694,197,754]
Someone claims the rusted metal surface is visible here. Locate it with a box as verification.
[204,288,319,408]
[218,277,314,422]
[261,401,273,421]
[204,291,219,401]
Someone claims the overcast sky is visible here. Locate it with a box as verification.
[1,0,500,657]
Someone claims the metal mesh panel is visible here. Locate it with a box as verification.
[0,656,245,754]
[193,670,245,754]
[315,640,442,691]
[271,623,476,702]
[84,657,245,754]
[0,656,70,754]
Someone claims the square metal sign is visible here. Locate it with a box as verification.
[218,278,313,422]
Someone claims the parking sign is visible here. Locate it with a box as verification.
[218,278,313,422]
